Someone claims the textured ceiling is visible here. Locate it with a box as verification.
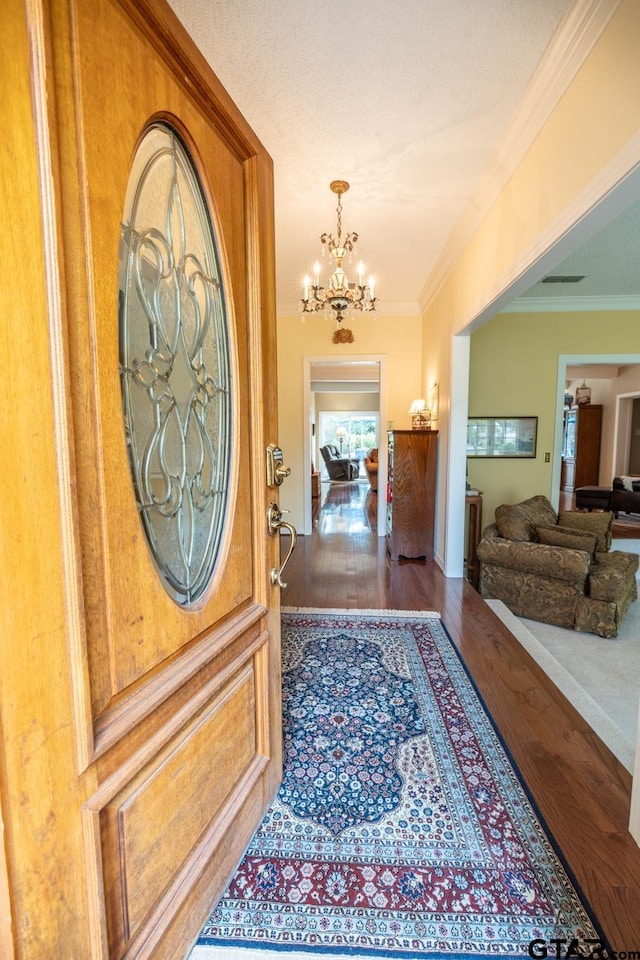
[517,198,640,302]
[167,0,638,316]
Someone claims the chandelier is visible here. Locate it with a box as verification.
[301,180,377,325]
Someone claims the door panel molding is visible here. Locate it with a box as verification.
[102,666,263,953]
[84,629,271,959]
[92,601,266,760]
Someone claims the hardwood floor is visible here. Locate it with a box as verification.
[282,481,640,946]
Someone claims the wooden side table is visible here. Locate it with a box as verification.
[311,470,320,499]
[464,492,483,589]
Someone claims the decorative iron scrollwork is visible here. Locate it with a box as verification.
[119,124,233,605]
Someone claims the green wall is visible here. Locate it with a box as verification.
[469,309,640,526]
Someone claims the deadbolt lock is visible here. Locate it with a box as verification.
[266,443,291,487]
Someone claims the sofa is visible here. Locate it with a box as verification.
[364,448,379,492]
[319,444,359,481]
[477,494,638,638]
[611,476,640,517]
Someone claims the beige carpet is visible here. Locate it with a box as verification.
[487,539,640,774]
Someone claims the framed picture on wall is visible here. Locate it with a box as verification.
[430,382,439,421]
[467,416,538,458]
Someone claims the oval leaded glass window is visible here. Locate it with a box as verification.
[118,123,233,606]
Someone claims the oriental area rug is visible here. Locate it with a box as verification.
[190,608,603,960]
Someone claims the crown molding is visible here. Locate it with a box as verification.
[277,300,421,319]
[417,0,622,315]
[503,294,640,313]
[456,131,640,332]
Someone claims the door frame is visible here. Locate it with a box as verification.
[554,354,640,507]
[614,389,640,475]
[302,354,387,535]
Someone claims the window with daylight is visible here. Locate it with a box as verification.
[318,412,379,478]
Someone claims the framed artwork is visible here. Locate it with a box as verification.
[467,416,538,458]
[430,382,439,421]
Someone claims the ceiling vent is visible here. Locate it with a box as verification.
[541,275,585,283]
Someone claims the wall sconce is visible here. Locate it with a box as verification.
[408,399,431,430]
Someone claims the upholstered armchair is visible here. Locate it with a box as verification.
[364,448,379,492]
[477,495,638,638]
[320,444,359,481]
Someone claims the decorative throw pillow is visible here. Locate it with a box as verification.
[495,495,557,542]
[495,503,535,541]
[557,510,612,553]
[536,523,598,560]
[519,495,558,529]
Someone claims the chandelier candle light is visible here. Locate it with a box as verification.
[301,180,378,326]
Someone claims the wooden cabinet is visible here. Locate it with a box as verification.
[386,429,438,560]
[464,492,483,589]
[561,404,602,492]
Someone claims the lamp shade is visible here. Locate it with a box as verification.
[575,380,591,405]
[408,399,431,430]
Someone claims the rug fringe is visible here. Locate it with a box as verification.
[281,606,441,618]
[191,949,380,960]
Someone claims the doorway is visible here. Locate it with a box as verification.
[614,391,640,476]
[302,357,387,535]
[554,356,640,506]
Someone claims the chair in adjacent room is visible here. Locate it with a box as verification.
[320,444,359,481]
[364,448,379,492]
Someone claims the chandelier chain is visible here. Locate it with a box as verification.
[300,180,378,327]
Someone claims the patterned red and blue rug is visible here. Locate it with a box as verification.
[191,608,603,959]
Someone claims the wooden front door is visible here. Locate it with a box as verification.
[1,1,284,957]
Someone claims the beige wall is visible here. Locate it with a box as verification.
[314,391,378,413]
[421,0,640,567]
[469,310,640,525]
[277,314,423,530]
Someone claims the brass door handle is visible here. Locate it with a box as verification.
[267,502,297,588]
